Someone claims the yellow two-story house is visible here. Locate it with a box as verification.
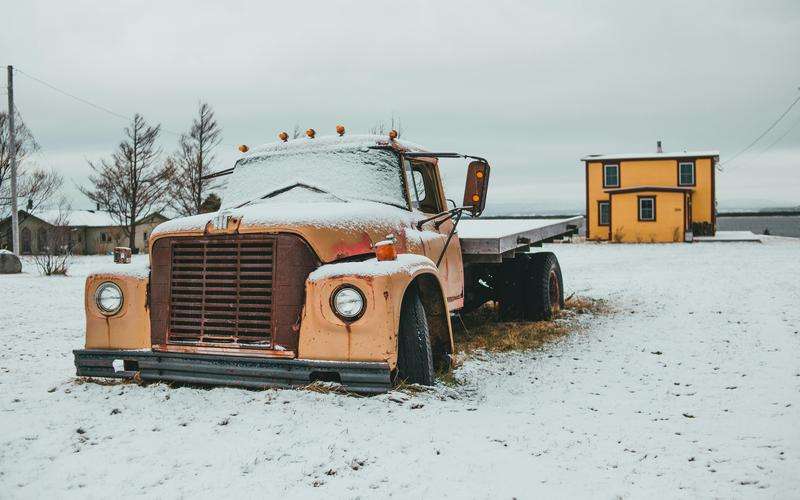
[582,146,719,243]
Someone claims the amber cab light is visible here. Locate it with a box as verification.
[388,129,398,140]
[238,144,249,153]
[336,124,345,136]
[306,128,316,138]
[374,235,397,261]
[278,131,289,142]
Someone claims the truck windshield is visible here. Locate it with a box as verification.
[220,146,408,210]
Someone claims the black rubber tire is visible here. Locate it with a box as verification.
[396,284,435,386]
[526,252,564,321]
[497,252,564,322]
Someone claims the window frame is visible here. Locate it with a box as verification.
[603,163,620,188]
[678,161,695,186]
[404,158,444,214]
[597,200,610,226]
[637,196,656,222]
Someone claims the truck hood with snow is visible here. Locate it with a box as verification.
[149,199,426,263]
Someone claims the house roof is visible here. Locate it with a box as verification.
[604,186,694,194]
[4,209,168,228]
[581,151,720,162]
[33,209,118,227]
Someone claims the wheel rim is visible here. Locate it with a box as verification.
[548,270,560,313]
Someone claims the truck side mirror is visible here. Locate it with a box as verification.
[463,160,490,216]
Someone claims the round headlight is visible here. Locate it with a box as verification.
[95,282,123,315]
[331,286,365,321]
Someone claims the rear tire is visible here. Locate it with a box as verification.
[527,252,564,321]
[396,284,435,386]
[497,252,564,322]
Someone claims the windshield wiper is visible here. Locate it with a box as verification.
[235,183,346,208]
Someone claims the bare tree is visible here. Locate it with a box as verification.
[368,114,403,137]
[0,111,63,218]
[81,114,172,251]
[31,198,73,275]
[166,102,223,216]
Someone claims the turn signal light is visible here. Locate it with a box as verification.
[306,128,316,139]
[336,124,345,136]
[278,131,288,142]
[472,194,480,203]
[238,144,249,153]
[374,235,397,261]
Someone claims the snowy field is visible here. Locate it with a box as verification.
[1,239,799,498]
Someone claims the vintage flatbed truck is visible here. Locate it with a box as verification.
[74,132,582,393]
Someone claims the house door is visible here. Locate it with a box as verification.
[686,195,693,233]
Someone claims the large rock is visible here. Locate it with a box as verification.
[0,250,22,274]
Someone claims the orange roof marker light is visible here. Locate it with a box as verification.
[374,234,397,261]
[472,194,481,203]
[306,128,316,139]
[238,144,249,153]
[336,124,345,136]
[388,129,398,140]
[278,131,289,142]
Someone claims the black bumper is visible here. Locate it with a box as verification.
[73,349,392,394]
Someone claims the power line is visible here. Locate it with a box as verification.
[720,89,800,168]
[727,112,800,172]
[12,67,240,148]
[760,113,800,152]
[13,67,131,122]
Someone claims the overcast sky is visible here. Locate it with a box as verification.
[3,0,799,212]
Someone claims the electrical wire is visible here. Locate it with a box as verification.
[720,91,800,168]
[725,112,800,172]
[13,68,131,122]
[11,67,237,147]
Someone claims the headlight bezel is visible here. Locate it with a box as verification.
[330,285,366,322]
[94,281,124,316]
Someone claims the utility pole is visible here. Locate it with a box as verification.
[7,65,20,255]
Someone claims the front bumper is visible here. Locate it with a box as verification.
[73,349,392,394]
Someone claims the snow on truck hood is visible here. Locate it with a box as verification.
[151,200,416,236]
[149,199,428,263]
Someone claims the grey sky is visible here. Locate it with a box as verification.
[3,0,799,212]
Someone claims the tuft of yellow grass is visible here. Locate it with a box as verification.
[453,295,610,355]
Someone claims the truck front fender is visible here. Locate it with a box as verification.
[299,254,453,370]
[84,268,150,350]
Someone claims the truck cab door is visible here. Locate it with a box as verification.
[405,158,464,310]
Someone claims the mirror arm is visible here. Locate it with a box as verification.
[415,206,469,231]
[435,208,464,267]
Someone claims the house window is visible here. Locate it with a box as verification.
[101,232,107,242]
[598,201,610,226]
[678,161,695,186]
[638,197,656,221]
[603,164,619,187]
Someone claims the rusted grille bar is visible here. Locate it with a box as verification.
[167,236,275,348]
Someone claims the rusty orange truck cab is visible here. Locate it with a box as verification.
[74,133,581,393]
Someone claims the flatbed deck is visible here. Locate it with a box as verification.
[457,216,583,261]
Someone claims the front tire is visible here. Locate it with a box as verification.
[396,284,435,386]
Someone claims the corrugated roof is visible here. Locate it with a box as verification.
[581,151,719,161]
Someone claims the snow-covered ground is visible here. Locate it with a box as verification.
[1,240,799,498]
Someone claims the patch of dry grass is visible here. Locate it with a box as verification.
[452,295,610,355]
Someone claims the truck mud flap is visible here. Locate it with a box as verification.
[73,349,392,394]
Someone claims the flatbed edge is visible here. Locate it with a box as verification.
[459,216,584,256]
